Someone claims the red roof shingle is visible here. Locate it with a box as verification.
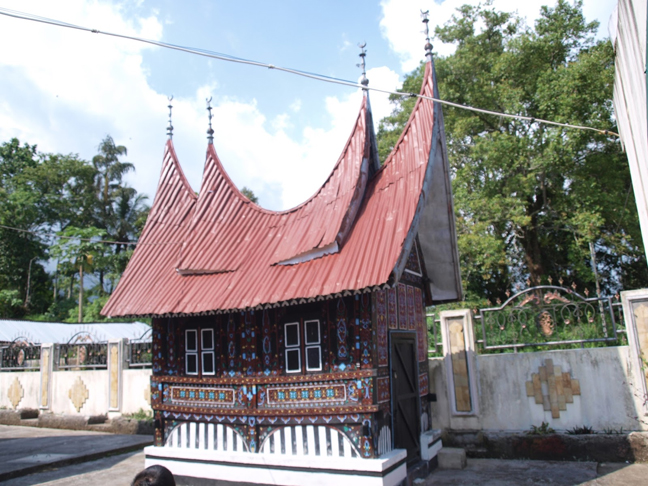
[102,61,461,317]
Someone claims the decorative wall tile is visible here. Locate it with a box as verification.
[375,290,388,367]
[40,346,52,409]
[407,285,416,330]
[448,318,471,412]
[359,294,372,369]
[261,310,272,371]
[525,358,581,419]
[419,372,429,397]
[8,377,23,409]
[336,298,348,361]
[404,243,423,275]
[414,287,427,362]
[108,342,121,411]
[68,377,89,413]
[170,386,236,407]
[398,284,408,330]
[387,288,398,329]
[267,384,347,406]
[377,377,390,403]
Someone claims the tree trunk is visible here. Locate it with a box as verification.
[522,222,544,286]
[78,264,83,323]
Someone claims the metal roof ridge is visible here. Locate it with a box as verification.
[380,61,433,170]
[164,138,198,199]
[192,96,370,217]
[387,61,435,285]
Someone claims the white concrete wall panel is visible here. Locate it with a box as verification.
[430,347,647,432]
[122,369,153,414]
[0,371,40,410]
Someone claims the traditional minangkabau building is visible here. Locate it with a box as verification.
[102,36,462,486]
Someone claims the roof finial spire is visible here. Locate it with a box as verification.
[166,95,174,139]
[357,42,369,88]
[206,97,214,144]
[421,10,433,61]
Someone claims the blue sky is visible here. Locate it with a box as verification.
[0,0,617,210]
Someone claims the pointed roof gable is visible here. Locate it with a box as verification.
[102,61,461,317]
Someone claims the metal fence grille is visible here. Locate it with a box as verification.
[56,343,108,369]
[427,285,628,355]
[0,342,41,371]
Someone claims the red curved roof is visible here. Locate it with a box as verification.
[103,61,458,317]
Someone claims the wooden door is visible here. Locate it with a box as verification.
[390,333,420,462]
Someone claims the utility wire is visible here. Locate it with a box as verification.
[0,6,619,138]
[0,223,184,246]
[0,223,138,246]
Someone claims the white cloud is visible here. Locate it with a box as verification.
[0,0,400,213]
[365,66,402,126]
[0,0,443,215]
[289,99,302,113]
[380,0,618,72]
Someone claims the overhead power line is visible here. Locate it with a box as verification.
[0,223,137,246]
[0,6,619,137]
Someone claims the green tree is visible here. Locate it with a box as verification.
[92,135,133,220]
[241,186,259,204]
[378,0,647,300]
[91,136,148,294]
[50,226,106,322]
[0,135,149,320]
[0,140,97,316]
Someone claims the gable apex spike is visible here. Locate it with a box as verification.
[421,10,433,61]
[166,95,174,140]
[206,96,214,144]
[357,42,369,88]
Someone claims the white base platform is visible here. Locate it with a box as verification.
[420,429,442,461]
[145,445,407,486]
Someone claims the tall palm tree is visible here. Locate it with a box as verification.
[112,186,149,254]
[92,135,134,225]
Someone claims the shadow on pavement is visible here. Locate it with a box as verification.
[5,450,145,486]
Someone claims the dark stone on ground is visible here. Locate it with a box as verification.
[442,430,648,463]
[87,414,107,424]
[19,408,39,419]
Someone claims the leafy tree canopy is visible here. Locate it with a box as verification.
[0,135,149,321]
[377,0,647,301]
[241,186,259,204]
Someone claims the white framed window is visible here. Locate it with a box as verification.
[285,322,301,373]
[283,319,322,373]
[185,329,198,375]
[185,328,215,376]
[201,328,215,375]
[304,319,322,371]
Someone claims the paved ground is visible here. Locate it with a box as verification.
[0,425,151,484]
[423,458,648,485]
[2,425,648,485]
[3,451,144,486]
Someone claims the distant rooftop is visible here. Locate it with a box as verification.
[0,319,150,344]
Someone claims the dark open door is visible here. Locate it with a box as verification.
[390,333,420,462]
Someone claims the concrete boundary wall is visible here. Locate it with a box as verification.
[0,341,152,417]
[428,289,648,434]
[429,345,647,433]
